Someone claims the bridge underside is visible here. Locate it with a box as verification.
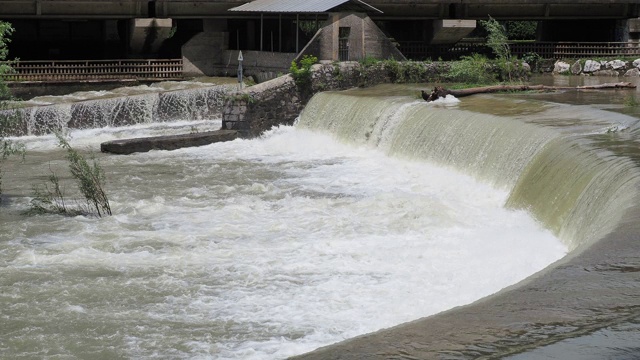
[1,1,639,77]
[0,0,638,20]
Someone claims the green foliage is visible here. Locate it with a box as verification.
[522,52,543,72]
[478,16,529,82]
[29,168,83,216]
[505,21,537,41]
[447,54,497,84]
[0,21,14,102]
[226,92,255,104]
[297,21,320,37]
[381,59,402,81]
[30,133,112,217]
[290,55,317,87]
[359,56,380,67]
[58,133,111,217]
[381,60,431,83]
[480,16,510,61]
[0,21,20,200]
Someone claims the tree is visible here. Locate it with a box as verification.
[0,21,22,201]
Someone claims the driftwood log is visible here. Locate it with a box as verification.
[421,82,637,102]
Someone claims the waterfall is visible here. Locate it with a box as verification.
[1,84,234,136]
[298,91,640,250]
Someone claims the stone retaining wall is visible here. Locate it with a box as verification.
[221,61,449,137]
[552,58,640,76]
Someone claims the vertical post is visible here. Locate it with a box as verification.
[296,13,299,54]
[260,13,264,51]
[237,50,244,90]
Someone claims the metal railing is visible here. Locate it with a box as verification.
[399,41,640,61]
[1,59,183,82]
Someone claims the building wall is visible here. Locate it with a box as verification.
[298,12,405,62]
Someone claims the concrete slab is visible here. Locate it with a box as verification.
[100,130,238,155]
[430,19,476,45]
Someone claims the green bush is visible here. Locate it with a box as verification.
[0,21,22,201]
[447,54,497,84]
[290,55,318,87]
[505,21,538,41]
[480,17,510,62]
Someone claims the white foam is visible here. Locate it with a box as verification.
[0,124,567,359]
[427,94,460,106]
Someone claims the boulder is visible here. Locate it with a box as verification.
[624,68,640,77]
[570,60,582,75]
[607,60,627,70]
[592,69,619,77]
[583,60,601,73]
[633,59,640,69]
[553,61,570,74]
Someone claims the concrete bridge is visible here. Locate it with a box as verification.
[0,0,638,20]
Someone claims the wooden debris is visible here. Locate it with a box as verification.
[421,82,637,102]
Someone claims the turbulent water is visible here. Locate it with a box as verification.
[2,80,638,359]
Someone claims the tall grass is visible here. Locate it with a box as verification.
[29,133,111,217]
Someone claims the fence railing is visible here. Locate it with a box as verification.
[399,41,640,61]
[0,59,183,82]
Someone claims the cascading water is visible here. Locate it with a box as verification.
[2,82,639,359]
[1,83,234,136]
[298,90,640,250]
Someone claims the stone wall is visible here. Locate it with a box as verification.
[221,61,448,138]
[552,58,640,77]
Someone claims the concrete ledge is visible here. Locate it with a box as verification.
[100,130,238,155]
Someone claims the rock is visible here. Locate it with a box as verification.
[607,60,627,70]
[583,60,601,73]
[624,68,640,77]
[571,60,582,75]
[553,61,570,74]
[521,62,531,72]
[592,69,619,77]
[634,59,640,69]
[100,130,239,155]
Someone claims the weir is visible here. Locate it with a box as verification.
[293,89,640,358]
[298,91,640,250]
[0,84,233,136]
[2,78,640,358]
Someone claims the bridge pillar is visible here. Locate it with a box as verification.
[128,18,173,57]
[630,19,640,42]
[182,19,229,77]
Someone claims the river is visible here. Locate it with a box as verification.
[1,76,639,359]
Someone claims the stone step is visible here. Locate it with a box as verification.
[100,130,238,155]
